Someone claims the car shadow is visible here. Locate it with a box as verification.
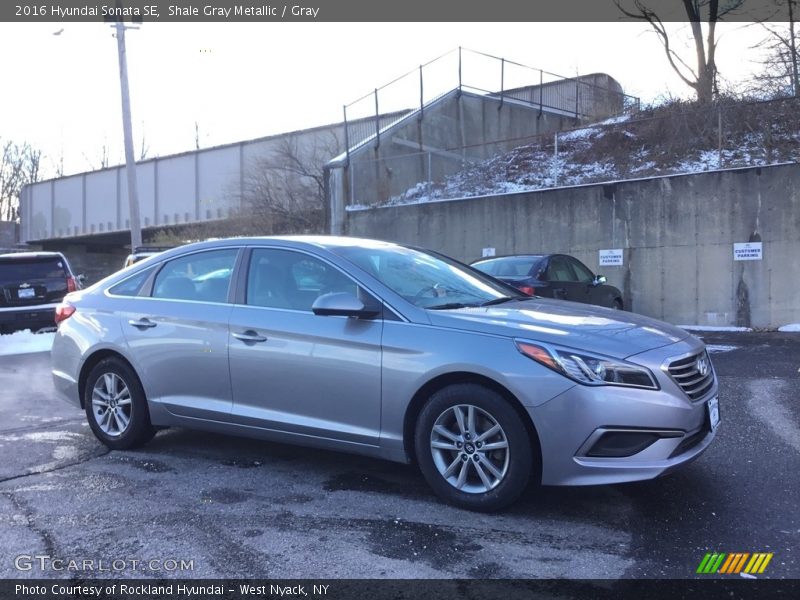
[133,427,720,523]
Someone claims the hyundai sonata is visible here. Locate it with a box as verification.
[51,237,719,510]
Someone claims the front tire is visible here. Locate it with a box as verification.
[84,358,155,450]
[415,383,534,511]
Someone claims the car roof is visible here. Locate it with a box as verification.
[266,235,402,249]
[0,251,65,260]
[132,245,174,252]
[150,235,405,256]
[473,254,547,263]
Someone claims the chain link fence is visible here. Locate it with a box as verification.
[341,47,639,161]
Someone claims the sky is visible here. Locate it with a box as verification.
[0,21,769,179]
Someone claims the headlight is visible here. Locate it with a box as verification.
[515,340,659,390]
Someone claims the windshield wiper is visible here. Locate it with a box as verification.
[427,302,477,310]
[480,296,523,307]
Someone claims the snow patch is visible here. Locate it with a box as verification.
[0,330,55,356]
[778,323,800,332]
[0,431,82,443]
[599,114,632,125]
[560,127,598,141]
[679,325,753,332]
[52,445,79,461]
[13,483,62,492]
[706,344,739,354]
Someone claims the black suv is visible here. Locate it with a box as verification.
[0,252,82,334]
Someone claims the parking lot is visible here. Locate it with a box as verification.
[0,331,797,579]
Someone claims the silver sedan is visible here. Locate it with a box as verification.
[51,237,719,510]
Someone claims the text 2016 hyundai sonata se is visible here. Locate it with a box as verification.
[52,237,719,510]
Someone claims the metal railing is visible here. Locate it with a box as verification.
[340,47,640,164]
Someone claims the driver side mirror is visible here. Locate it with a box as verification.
[312,292,380,319]
[592,275,607,286]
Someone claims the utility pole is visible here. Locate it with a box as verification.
[113,16,142,250]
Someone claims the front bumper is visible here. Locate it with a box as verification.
[532,384,717,486]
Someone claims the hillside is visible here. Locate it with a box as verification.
[382,97,800,206]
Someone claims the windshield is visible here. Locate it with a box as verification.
[473,256,544,278]
[332,244,523,309]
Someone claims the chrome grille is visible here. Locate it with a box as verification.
[667,351,715,401]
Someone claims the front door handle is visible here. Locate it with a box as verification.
[232,330,268,343]
[128,318,157,329]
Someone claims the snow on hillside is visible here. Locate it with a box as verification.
[357,98,800,209]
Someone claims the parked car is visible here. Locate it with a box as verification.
[472,253,624,309]
[123,246,172,269]
[0,251,83,334]
[52,237,718,511]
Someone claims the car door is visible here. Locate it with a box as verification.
[119,247,239,421]
[227,247,383,447]
[544,255,579,301]
[563,256,598,304]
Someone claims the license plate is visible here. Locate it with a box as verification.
[18,287,35,299]
[708,396,720,431]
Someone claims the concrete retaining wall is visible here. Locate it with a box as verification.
[346,163,800,329]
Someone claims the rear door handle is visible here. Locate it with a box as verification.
[128,318,157,329]
[232,330,267,343]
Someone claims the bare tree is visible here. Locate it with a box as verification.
[0,139,42,222]
[616,0,744,103]
[751,0,799,98]
[139,125,150,161]
[82,141,111,171]
[54,147,65,178]
[238,130,342,235]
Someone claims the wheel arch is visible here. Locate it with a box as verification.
[402,371,542,480]
[78,349,140,409]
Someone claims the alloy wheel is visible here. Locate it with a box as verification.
[91,373,132,437]
[429,404,510,494]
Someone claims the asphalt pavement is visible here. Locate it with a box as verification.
[0,332,797,579]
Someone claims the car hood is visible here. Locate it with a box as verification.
[426,298,692,359]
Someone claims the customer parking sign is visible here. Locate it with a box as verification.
[733,242,762,261]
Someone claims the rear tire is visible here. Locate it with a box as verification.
[84,358,155,450]
[415,383,533,511]
[613,299,623,310]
